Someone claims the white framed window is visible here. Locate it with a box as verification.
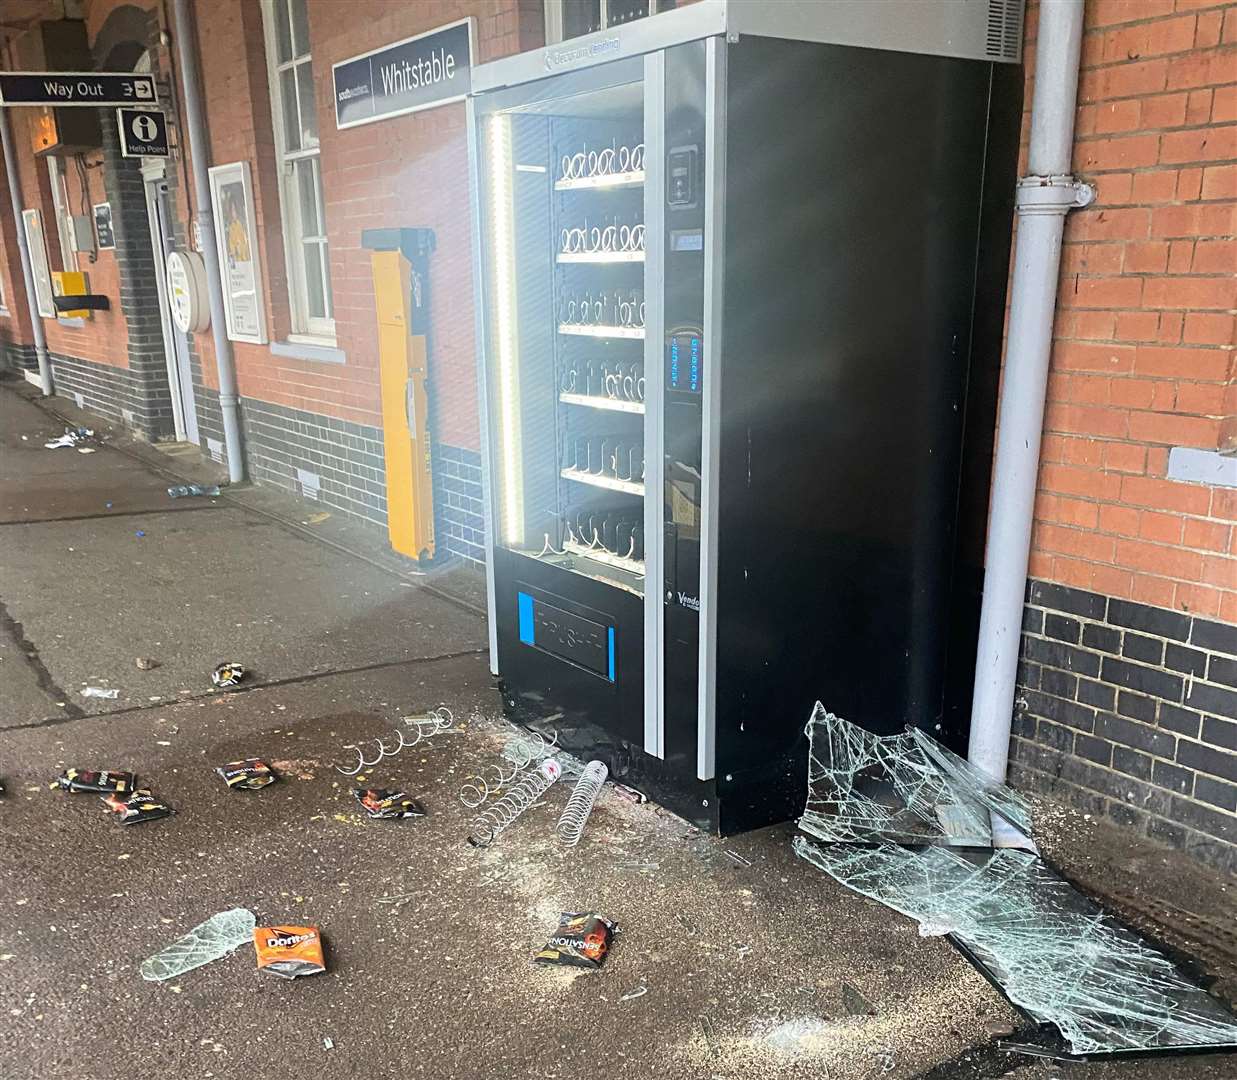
[47,156,78,270]
[261,0,334,341]
[545,0,676,43]
[0,260,8,315]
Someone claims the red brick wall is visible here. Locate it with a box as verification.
[0,0,165,371]
[43,129,131,367]
[180,0,541,437]
[306,0,543,442]
[2,2,1231,619]
[0,0,540,438]
[0,70,132,368]
[1025,0,1237,621]
[0,148,32,342]
[187,0,293,405]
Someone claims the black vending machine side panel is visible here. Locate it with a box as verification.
[712,38,1019,833]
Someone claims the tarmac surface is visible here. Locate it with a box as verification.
[1,379,1234,1080]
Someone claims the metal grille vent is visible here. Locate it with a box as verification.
[985,0,1025,61]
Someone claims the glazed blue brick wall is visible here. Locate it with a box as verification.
[437,444,485,566]
[1010,579,1237,873]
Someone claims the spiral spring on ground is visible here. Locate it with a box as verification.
[468,759,562,848]
[334,706,456,776]
[458,729,559,808]
[555,760,608,848]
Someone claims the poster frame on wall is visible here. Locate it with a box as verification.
[207,160,267,345]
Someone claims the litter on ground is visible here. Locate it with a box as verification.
[140,909,257,982]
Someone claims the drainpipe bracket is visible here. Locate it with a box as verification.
[1016,175,1096,215]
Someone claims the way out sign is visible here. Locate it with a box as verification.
[0,71,156,107]
[117,107,169,158]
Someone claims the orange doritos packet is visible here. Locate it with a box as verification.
[253,925,325,979]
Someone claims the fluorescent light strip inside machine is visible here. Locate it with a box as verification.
[470,0,1025,833]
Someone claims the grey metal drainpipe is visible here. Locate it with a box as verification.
[1,107,54,396]
[170,0,245,483]
[968,0,1096,780]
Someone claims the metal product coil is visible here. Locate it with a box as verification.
[467,759,562,847]
[555,760,608,847]
[334,706,455,776]
[458,728,558,808]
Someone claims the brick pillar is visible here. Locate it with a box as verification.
[97,109,174,438]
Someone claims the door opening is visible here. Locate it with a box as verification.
[144,165,198,444]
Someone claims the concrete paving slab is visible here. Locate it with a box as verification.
[0,455,228,523]
[3,663,1231,1080]
[0,509,484,720]
[0,604,67,724]
[0,660,1020,1080]
[0,390,225,523]
[3,382,1234,1080]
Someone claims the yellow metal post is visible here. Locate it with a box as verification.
[366,230,436,563]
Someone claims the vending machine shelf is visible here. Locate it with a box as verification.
[560,391,645,415]
[560,468,644,497]
[554,170,645,191]
[557,323,645,339]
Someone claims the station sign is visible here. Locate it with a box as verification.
[0,71,156,107]
[333,18,473,130]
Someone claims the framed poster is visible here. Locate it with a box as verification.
[207,160,267,344]
[93,202,116,250]
[21,209,55,318]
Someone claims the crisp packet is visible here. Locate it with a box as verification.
[216,759,277,791]
[56,769,134,794]
[533,912,616,969]
[101,788,173,825]
[211,662,245,688]
[354,788,426,820]
[254,926,326,979]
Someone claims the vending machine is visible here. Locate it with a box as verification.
[468,0,1024,832]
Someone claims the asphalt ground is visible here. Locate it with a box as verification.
[1,380,1233,1080]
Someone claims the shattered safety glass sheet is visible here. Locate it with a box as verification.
[793,838,1237,1055]
[793,704,1237,1056]
[140,907,257,982]
[798,703,1032,847]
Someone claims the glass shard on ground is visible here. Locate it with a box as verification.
[140,907,257,982]
[794,838,1237,1055]
[793,703,1237,1056]
[797,702,1032,848]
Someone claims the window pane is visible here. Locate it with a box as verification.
[280,67,301,152]
[563,0,601,38]
[273,0,293,63]
[290,0,311,59]
[607,0,649,26]
[302,241,326,320]
[320,241,334,320]
[295,159,321,237]
[296,62,318,148]
[313,157,327,235]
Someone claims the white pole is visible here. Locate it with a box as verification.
[170,0,245,483]
[0,107,53,396]
[968,0,1095,780]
